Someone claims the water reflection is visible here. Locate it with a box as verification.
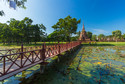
[0,64,40,84]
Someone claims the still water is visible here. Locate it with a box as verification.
[1,46,125,84]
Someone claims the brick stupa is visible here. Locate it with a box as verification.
[79,24,90,41]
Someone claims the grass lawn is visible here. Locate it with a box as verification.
[0,41,125,49]
[0,42,66,49]
[83,42,125,46]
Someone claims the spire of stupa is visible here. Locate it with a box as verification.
[82,23,85,32]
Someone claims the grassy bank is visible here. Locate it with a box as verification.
[83,42,125,46]
[0,42,66,49]
[0,42,125,49]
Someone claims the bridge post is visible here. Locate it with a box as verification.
[65,42,70,55]
[21,44,23,67]
[71,42,72,49]
[66,42,68,51]
[40,64,44,74]
[40,42,46,61]
[58,41,60,54]
[57,41,61,62]
[39,42,47,74]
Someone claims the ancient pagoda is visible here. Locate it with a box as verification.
[79,24,90,41]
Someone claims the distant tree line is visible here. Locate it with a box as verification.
[84,30,125,42]
[0,17,46,44]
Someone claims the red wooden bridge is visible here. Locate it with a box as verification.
[0,41,81,81]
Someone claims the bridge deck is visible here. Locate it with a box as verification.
[0,42,81,81]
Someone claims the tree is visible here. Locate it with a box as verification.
[0,23,11,44]
[106,35,113,42]
[47,31,59,41]
[32,24,46,44]
[52,15,81,42]
[112,30,121,42]
[91,35,97,41]
[0,0,27,16]
[0,17,46,44]
[47,31,66,42]
[122,33,125,40]
[98,34,105,41]
[86,31,92,40]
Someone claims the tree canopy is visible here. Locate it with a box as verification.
[0,17,46,44]
[91,35,97,41]
[112,30,121,42]
[52,15,80,42]
[86,31,92,40]
[122,33,125,40]
[98,34,105,40]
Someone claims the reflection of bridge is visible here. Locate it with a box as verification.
[0,41,81,81]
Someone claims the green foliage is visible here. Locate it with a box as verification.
[98,34,105,39]
[86,31,92,40]
[98,34,105,41]
[0,17,46,44]
[71,36,78,41]
[112,30,121,42]
[122,33,125,39]
[91,34,97,41]
[52,15,81,42]
[47,31,59,41]
[71,31,81,41]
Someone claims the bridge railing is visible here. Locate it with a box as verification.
[0,44,56,56]
[0,41,81,80]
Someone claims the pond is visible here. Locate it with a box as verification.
[1,46,125,84]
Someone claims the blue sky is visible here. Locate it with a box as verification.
[0,0,125,35]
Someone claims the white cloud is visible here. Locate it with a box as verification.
[93,29,108,35]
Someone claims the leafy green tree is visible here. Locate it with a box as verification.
[105,35,113,42]
[47,31,58,41]
[7,18,22,44]
[71,36,78,41]
[22,17,33,43]
[73,31,81,40]
[0,17,46,44]
[47,31,65,41]
[98,34,105,41]
[52,15,80,42]
[91,34,97,41]
[32,24,46,44]
[112,30,121,42]
[0,23,11,44]
[86,31,92,40]
[122,33,125,40]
